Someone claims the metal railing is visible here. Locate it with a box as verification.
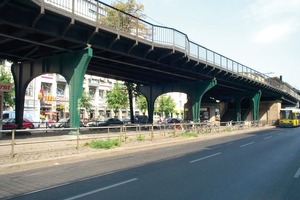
[31,0,299,100]
[0,120,274,159]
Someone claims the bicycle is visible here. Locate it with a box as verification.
[211,122,220,132]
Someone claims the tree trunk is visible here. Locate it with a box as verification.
[128,87,134,123]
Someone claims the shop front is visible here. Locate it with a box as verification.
[55,96,69,121]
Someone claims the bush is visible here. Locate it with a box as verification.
[136,134,145,141]
[178,132,198,138]
[87,139,121,149]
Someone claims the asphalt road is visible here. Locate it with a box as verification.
[2,127,300,200]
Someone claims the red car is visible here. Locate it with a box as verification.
[2,118,34,130]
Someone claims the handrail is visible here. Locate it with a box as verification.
[33,0,299,100]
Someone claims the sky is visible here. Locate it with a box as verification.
[100,0,300,89]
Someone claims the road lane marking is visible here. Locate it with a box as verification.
[240,142,255,148]
[190,152,222,163]
[294,168,300,178]
[264,136,272,140]
[63,178,138,200]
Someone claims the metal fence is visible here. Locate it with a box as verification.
[0,120,275,159]
[31,0,300,100]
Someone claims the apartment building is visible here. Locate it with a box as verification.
[30,73,119,122]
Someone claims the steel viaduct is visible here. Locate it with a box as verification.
[0,0,299,128]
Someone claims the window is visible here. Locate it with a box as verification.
[41,82,52,95]
[89,87,96,98]
[3,113,9,119]
[57,84,66,96]
[99,90,104,99]
[26,83,34,96]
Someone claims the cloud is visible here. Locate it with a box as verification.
[253,23,293,44]
[245,0,300,44]
[247,0,300,21]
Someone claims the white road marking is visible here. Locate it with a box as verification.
[240,142,255,148]
[190,152,222,163]
[63,178,138,200]
[264,136,272,140]
[294,168,300,178]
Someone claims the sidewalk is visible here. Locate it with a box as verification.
[0,126,275,174]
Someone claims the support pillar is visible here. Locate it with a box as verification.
[67,48,93,130]
[11,48,93,129]
[190,80,217,121]
[251,90,262,121]
[138,85,161,124]
[235,96,243,122]
[233,90,261,122]
[138,79,217,123]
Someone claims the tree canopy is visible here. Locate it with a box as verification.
[136,94,147,113]
[155,94,176,117]
[78,91,92,114]
[106,82,129,115]
[100,0,149,37]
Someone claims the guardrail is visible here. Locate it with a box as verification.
[0,120,275,159]
[32,0,300,100]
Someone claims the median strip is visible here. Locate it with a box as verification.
[190,152,222,163]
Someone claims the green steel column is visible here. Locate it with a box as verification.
[147,96,155,124]
[137,79,217,123]
[234,90,261,122]
[192,100,200,121]
[190,79,217,121]
[11,48,92,130]
[251,90,262,121]
[68,48,93,129]
[235,96,243,122]
[138,85,160,124]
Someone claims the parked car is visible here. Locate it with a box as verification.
[3,110,40,128]
[161,118,182,129]
[2,118,34,130]
[163,118,182,124]
[121,118,131,124]
[85,119,102,127]
[134,114,148,124]
[97,118,124,126]
[49,118,70,128]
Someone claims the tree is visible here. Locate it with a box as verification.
[136,94,147,113]
[100,0,150,38]
[106,82,128,116]
[0,62,15,109]
[155,94,176,118]
[78,91,93,117]
[124,82,136,123]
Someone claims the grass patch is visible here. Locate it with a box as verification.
[178,132,198,138]
[223,127,232,132]
[136,134,145,141]
[87,139,121,149]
